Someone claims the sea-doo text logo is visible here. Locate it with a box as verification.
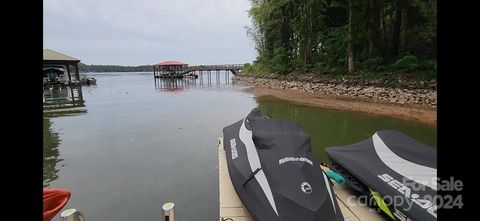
[301,182,312,194]
[378,173,437,218]
[279,157,313,165]
[230,138,238,159]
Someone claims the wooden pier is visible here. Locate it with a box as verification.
[217,138,388,221]
[185,64,245,76]
[153,61,244,79]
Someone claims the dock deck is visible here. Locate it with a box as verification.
[218,138,389,221]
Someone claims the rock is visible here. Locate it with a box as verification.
[235,75,437,107]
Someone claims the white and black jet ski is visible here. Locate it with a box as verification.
[325,130,437,221]
[223,108,344,221]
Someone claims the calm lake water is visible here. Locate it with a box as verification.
[43,72,436,221]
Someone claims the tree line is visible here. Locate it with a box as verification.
[245,0,436,76]
[78,63,153,73]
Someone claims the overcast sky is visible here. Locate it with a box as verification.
[43,0,257,66]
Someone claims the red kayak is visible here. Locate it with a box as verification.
[43,188,71,221]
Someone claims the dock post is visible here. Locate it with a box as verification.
[162,202,175,221]
[60,208,85,221]
[208,70,211,85]
[66,64,73,85]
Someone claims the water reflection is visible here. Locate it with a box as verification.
[255,96,437,163]
[196,71,231,86]
[154,71,232,91]
[43,86,88,186]
[154,78,198,92]
[43,117,62,187]
[43,86,85,110]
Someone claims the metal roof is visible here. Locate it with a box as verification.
[43,49,80,62]
[154,60,188,66]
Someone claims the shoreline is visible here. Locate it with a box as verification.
[234,75,437,125]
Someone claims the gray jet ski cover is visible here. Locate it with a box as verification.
[325,130,437,221]
[223,108,344,221]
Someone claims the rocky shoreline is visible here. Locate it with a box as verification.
[234,75,437,108]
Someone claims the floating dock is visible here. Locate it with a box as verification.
[218,138,388,221]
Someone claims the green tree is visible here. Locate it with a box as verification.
[245,0,436,77]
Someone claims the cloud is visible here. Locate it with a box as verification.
[44,0,256,66]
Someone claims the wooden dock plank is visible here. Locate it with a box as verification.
[219,138,253,221]
[218,138,388,221]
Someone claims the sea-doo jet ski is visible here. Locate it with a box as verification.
[223,108,344,221]
[325,130,437,221]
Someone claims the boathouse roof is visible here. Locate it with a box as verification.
[154,60,188,66]
[43,49,80,63]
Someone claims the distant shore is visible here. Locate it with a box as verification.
[234,75,437,125]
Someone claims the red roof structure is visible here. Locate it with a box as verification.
[154,60,188,66]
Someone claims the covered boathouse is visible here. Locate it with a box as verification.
[153,60,188,78]
[43,49,81,86]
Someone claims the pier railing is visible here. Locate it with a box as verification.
[155,64,245,78]
[186,64,244,72]
[182,64,245,75]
